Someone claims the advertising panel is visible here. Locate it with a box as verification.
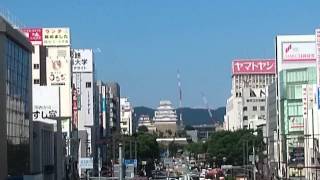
[47,57,70,86]
[43,27,70,46]
[72,85,78,129]
[232,59,275,75]
[75,73,81,109]
[72,49,93,73]
[102,86,107,136]
[282,42,316,62]
[316,29,320,86]
[33,86,59,123]
[21,28,43,45]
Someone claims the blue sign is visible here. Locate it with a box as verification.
[124,159,137,167]
[318,88,320,109]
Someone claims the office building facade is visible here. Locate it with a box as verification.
[224,59,276,131]
[276,35,319,179]
[0,16,33,179]
[120,97,134,135]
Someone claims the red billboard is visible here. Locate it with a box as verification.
[21,28,43,45]
[232,59,275,75]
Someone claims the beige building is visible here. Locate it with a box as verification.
[153,100,178,136]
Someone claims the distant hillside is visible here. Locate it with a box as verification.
[133,106,225,126]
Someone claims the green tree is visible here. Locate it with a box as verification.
[137,133,160,160]
[138,125,148,133]
[206,129,264,166]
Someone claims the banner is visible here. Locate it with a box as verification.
[282,42,316,62]
[72,49,93,73]
[232,59,275,75]
[21,28,43,45]
[43,27,70,46]
[32,86,59,123]
[47,57,69,86]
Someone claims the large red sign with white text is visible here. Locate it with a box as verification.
[21,28,43,45]
[232,59,275,75]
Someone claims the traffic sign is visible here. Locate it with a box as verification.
[79,157,93,169]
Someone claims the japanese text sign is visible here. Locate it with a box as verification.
[43,28,70,46]
[72,49,93,73]
[21,28,43,45]
[282,42,316,62]
[232,59,275,75]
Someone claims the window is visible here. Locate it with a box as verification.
[253,106,257,111]
[243,106,247,111]
[243,116,248,120]
[260,106,265,111]
[33,64,40,69]
[86,82,91,88]
[34,79,40,84]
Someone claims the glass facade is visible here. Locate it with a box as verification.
[279,67,316,135]
[5,37,31,175]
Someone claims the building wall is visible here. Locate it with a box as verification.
[0,16,34,179]
[276,35,317,179]
[33,121,55,180]
[120,97,134,135]
[266,82,278,176]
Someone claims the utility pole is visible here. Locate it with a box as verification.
[119,143,124,180]
[253,144,256,180]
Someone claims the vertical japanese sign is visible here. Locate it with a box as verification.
[316,29,320,109]
[72,49,93,73]
[21,28,43,45]
[33,86,59,122]
[302,85,308,131]
[75,73,81,109]
[42,27,70,46]
[72,84,78,129]
[101,86,107,136]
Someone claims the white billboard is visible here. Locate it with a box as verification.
[282,42,316,62]
[43,27,70,46]
[72,49,93,73]
[33,86,59,123]
[47,57,70,86]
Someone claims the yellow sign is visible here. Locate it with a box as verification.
[43,28,70,46]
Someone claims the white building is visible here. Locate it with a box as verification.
[138,115,156,132]
[120,97,134,135]
[224,59,276,131]
[153,100,178,136]
[22,27,72,180]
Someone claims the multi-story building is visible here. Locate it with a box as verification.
[94,81,121,176]
[0,16,33,179]
[107,82,121,134]
[120,97,134,135]
[275,35,319,179]
[266,82,278,177]
[138,115,156,133]
[71,49,95,177]
[153,100,178,136]
[22,27,73,179]
[192,124,215,141]
[224,59,276,131]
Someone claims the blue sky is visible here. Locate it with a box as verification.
[1,0,320,108]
